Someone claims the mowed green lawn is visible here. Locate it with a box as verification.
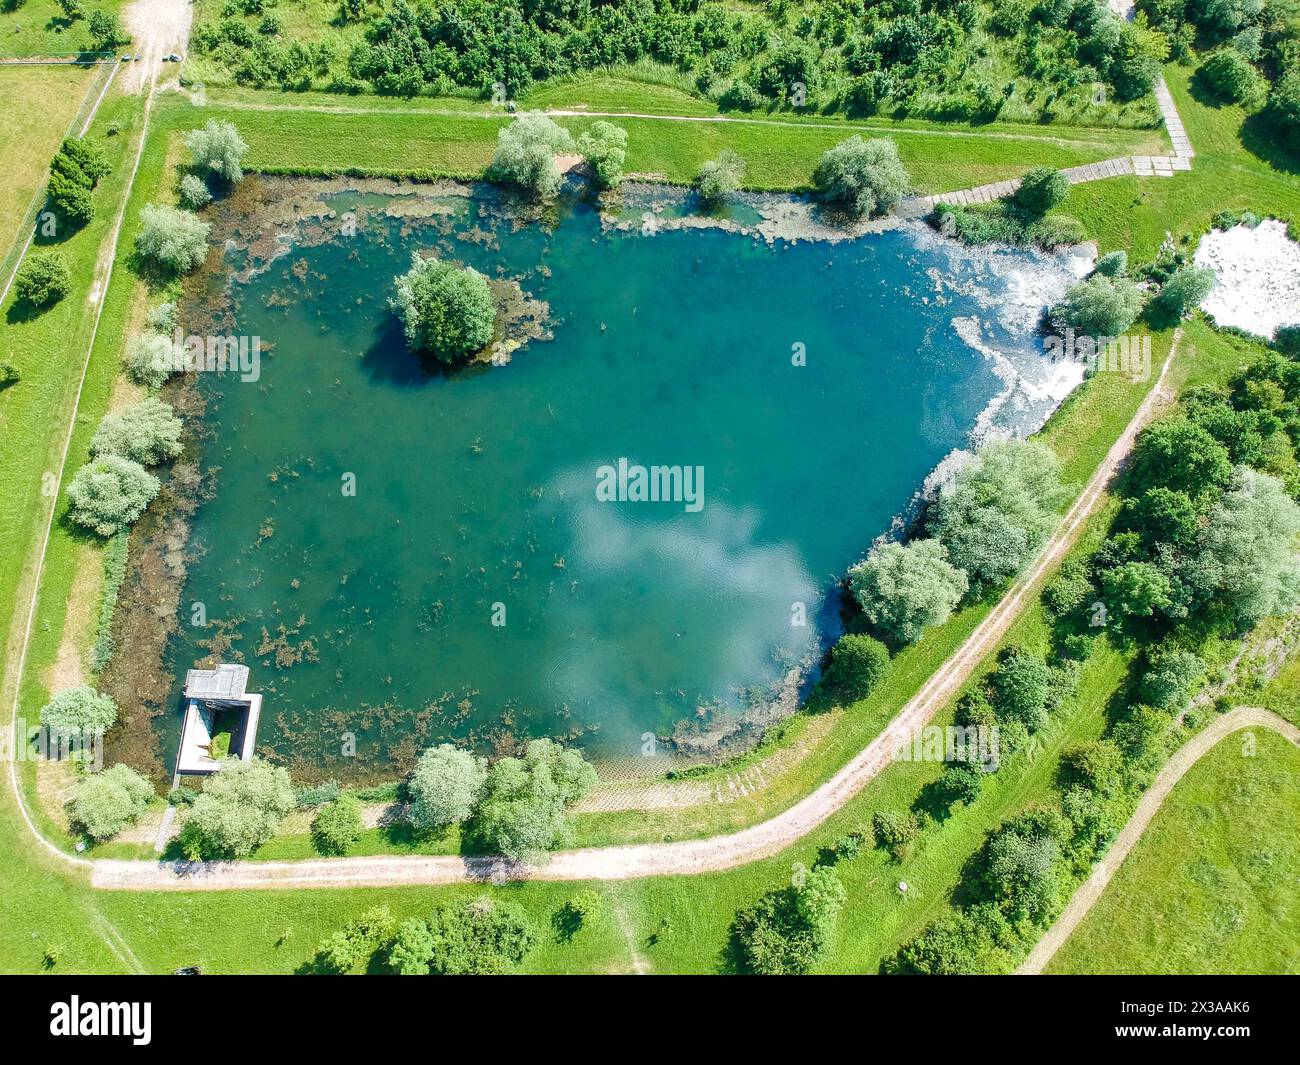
[193,84,1166,195]
[1049,730,1300,975]
[0,1,125,57]
[0,63,98,265]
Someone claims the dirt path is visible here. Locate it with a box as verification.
[2,0,180,877]
[86,337,1181,891]
[122,0,192,95]
[1017,706,1300,975]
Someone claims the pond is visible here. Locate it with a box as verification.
[162,178,1085,780]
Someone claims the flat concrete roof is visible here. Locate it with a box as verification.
[184,663,249,701]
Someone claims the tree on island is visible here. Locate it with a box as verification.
[391,253,496,362]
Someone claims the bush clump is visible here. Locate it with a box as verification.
[90,397,184,466]
[14,253,71,308]
[134,203,211,275]
[1015,166,1070,214]
[68,764,154,841]
[824,632,890,701]
[812,136,909,218]
[39,685,118,737]
[391,253,495,363]
[487,112,574,199]
[695,151,746,208]
[66,455,160,537]
[312,792,364,855]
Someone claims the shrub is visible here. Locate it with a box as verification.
[135,203,211,274]
[59,136,109,185]
[928,440,1069,591]
[1051,274,1144,335]
[312,792,363,855]
[932,763,985,810]
[178,173,213,209]
[1015,166,1069,214]
[464,739,596,861]
[893,910,995,974]
[391,254,495,362]
[178,757,296,859]
[1043,558,1094,619]
[14,253,71,308]
[694,150,746,208]
[554,889,603,939]
[732,865,846,974]
[410,897,537,974]
[720,80,764,111]
[1061,740,1123,792]
[90,397,184,466]
[1095,250,1128,277]
[66,455,160,537]
[812,136,909,218]
[314,906,395,974]
[1267,65,1300,151]
[975,812,1065,924]
[185,119,250,182]
[48,171,94,227]
[990,647,1053,731]
[871,809,919,860]
[0,362,18,389]
[87,9,125,50]
[39,686,118,737]
[848,538,968,644]
[576,121,627,189]
[824,632,889,700]
[1153,265,1215,321]
[1198,48,1265,105]
[387,917,436,975]
[406,743,487,833]
[68,764,154,841]
[124,331,188,389]
[488,112,574,199]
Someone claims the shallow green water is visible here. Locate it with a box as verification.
[165,183,1080,778]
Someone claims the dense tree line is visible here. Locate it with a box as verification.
[190,0,1170,123]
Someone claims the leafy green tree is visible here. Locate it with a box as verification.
[179,757,296,859]
[1015,166,1069,214]
[179,173,213,209]
[848,538,968,644]
[928,440,1069,591]
[1130,417,1233,502]
[68,764,154,841]
[871,809,920,861]
[87,10,126,51]
[1122,486,1200,549]
[66,455,160,537]
[315,906,395,974]
[694,151,746,208]
[1101,560,1173,620]
[465,739,596,861]
[824,632,889,700]
[387,917,436,974]
[1153,265,1215,322]
[933,762,984,809]
[732,865,846,974]
[391,253,495,362]
[312,792,363,855]
[39,686,118,737]
[135,203,211,274]
[1267,64,1300,151]
[554,889,603,940]
[1198,48,1266,104]
[893,911,994,974]
[185,119,250,182]
[811,136,909,218]
[47,171,94,227]
[1051,274,1144,335]
[1188,467,1300,623]
[1042,557,1095,618]
[423,897,536,974]
[1138,648,1206,712]
[1062,740,1123,792]
[1095,250,1128,277]
[14,253,71,308]
[976,813,1064,924]
[57,0,84,21]
[488,112,575,198]
[406,743,487,833]
[90,397,183,466]
[576,120,627,189]
[59,137,109,185]
[124,331,188,390]
[990,647,1052,731]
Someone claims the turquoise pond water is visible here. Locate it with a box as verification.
[164,182,1083,778]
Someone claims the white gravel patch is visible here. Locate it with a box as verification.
[1193,219,1300,340]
